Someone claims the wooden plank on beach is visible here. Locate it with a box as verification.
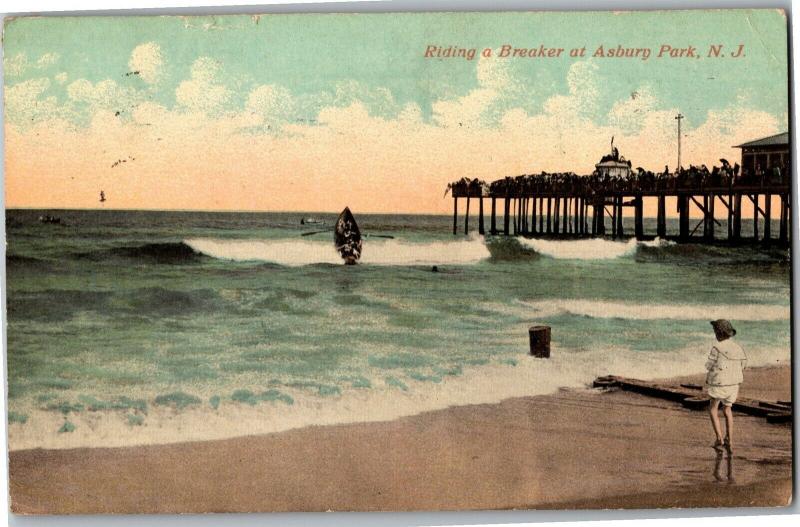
[593,375,792,424]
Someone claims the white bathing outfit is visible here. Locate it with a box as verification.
[705,337,747,406]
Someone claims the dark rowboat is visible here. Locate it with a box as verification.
[334,207,362,265]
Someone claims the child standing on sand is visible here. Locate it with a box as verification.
[705,319,747,452]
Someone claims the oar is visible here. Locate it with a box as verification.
[301,230,332,237]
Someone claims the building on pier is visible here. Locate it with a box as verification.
[595,140,632,178]
[736,132,789,178]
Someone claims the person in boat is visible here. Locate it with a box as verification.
[705,319,747,452]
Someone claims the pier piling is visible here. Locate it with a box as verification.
[709,194,715,240]
[490,197,497,235]
[464,196,470,236]
[503,194,510,236]
[452,197,458,235]
[779,194,788,243]
[753,195,759,241]
[764,193,771,242]
[546,198,552,234]
[657,195,666,238]
[539,197,544,232]
[678,195,690,240]
[634,195,644,240]
[478,197,485,235]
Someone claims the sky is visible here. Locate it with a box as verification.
[3,10,789,213]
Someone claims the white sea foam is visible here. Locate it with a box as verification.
[185,236,491,266]
[517,236,675,260]
[7,342,789,451]
[518,237,638,259]
[512,299,790,321]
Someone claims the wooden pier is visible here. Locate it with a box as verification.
[449,178,791,246]
[448,133,791,245]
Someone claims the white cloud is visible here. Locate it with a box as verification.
[430,54,529,129]
[36,52,60,68]
[66,78,142,113]
[430,56,504,128]
[542,61,600,120]
[432,88,498,128]
[246,84,294,126]
[476,55,513,91]
[4,78,63,124]
[175,57,230,113]
[4,52,61,78]
[4,53,28,77]
[607,84,660,134]
[55,72,68,85]
[129,42,163,84]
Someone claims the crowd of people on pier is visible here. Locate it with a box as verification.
[445,159,789,198]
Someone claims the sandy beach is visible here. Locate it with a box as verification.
[9,365,792,513]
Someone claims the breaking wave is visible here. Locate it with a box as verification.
[185,237,491,266]
[517,237,640,260]
[515,299,790,321]
[74,242,205,264]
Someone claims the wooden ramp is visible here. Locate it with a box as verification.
[593,375,792,424]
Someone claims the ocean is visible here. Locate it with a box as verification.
[3,209,792,449]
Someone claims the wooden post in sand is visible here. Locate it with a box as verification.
[529,326,551,358]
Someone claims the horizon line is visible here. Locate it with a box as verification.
[4,206,731,221]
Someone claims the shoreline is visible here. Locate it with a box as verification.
[7,343,790,451]
[9,365,792,513]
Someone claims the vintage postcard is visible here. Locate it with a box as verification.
[2,9,793,513]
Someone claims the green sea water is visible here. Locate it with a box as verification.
[4,209,791,430]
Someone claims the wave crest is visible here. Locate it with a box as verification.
[517,237,639,260]
[517,299,789,321]
[185,237,491,266]
[74,242,204,264]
